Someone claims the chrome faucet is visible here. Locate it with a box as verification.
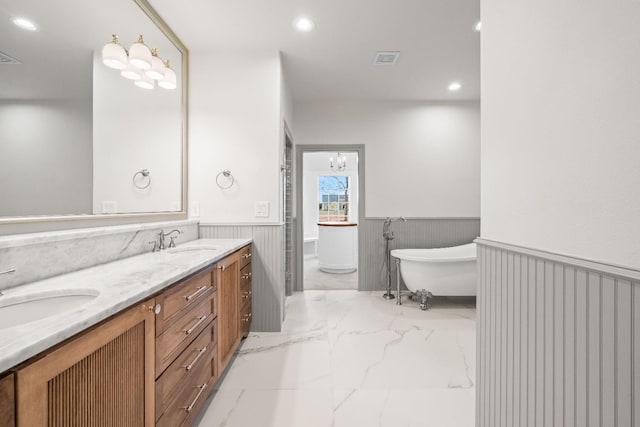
[382,217,406,300]
[0,268,16,296]
[158,229,183,250]
[383,217,406,241]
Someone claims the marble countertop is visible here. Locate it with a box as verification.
[0,238,251,373]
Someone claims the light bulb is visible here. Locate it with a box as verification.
[12,17,37,31]
[102,34,128,70]
[121,64,143,80]
[293,17,315,32]
[145,48,165,80]
[158,60,177,89]
[135,75,155,89]
[448,81,462,91]
[128,35,152,70]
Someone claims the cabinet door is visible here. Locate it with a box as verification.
[0,373,14,427]
[216,252,241,374]
[16,299,156,427]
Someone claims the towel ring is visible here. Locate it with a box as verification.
[216,170,234,190]
[133,169,151,189]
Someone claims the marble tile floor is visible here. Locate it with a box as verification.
[195,291,476,427]
[303,257,358,290]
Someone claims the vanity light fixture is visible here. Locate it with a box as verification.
[330,153,347,171]
[158,60,177,90]
[448,81,462,91]
[128,35,152,70]
[12,17,37,31]
[102,34,177,90]
[102,35,128,70]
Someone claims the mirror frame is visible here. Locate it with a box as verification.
[0,0,188,228]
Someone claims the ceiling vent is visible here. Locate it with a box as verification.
[373,51,400,65]
[0,50,20,65]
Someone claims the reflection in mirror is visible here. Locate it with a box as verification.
[0,0,185,219]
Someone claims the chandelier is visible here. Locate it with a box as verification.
[329,153,346,171]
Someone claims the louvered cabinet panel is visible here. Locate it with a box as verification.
[15,299,156,427]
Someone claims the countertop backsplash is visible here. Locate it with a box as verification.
[0,219,199,291]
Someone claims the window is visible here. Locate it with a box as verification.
[318,176,349,222]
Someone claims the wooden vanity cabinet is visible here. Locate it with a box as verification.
[216,251,241,374]
[5,243,252,427]
[0,373,15,427]
[15,298,157,427]
[217,244,253,375]
[155,265,218,427]
[239,257,252,338]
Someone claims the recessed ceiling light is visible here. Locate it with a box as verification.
[293,17,315,32]
[12,17,37,31]
[474,21,482,32]
[448,82,462,91]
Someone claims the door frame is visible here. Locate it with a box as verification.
[283,122,294,297]
[294,144,366,292]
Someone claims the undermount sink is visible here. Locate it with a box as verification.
[168,246,219,253]
[0,290,99,330]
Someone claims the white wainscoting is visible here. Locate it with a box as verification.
[476,238,640,427]
[200,224,285,332]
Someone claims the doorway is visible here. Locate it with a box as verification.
[295,145,365,292]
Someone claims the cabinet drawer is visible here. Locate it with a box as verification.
[156,268,215,336]
[156,362,213,427]
[156,297,215,376]
[240,301,252,338]
[240,264,252,305]
[239,245,252,269]
[156,319,217,420]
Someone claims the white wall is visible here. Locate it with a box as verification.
[481,1,640,268]
[92,53,182,214]
[189,50,284,223]
[302,152,359,239]
[279,52,294,223]
[294,101,480,218]
[0,99,92,216]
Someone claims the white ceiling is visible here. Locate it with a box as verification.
[149,0,480,102]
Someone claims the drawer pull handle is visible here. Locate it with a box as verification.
[241,272,252,279]
[242,253,252,259]
[242,291,252,299]
[184,346,208,371]
[218,264,226,271]
[184,315,209,335]
[183,383,208,413]
[184,286,208,301]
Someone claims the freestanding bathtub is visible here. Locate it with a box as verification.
[391,243,477,309]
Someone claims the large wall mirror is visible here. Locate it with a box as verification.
[0,0,187,226]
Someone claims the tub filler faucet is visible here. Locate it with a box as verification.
[383,217,406,241]
[382,217,406,300]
